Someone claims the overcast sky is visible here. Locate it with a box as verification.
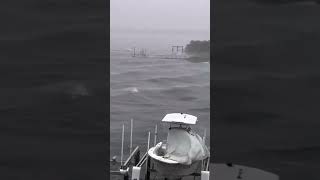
[111,0,210,32]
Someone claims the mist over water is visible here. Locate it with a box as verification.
[111,29,210,53]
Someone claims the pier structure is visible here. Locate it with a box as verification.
[172,46,184,54]
[132,47,148,57]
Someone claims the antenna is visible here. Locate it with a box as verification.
[203,128,207,144]
[121,124,125,166]
[154,125,158,146]
[146,131,151,169]
[130,119,133,154]
[147,131,151,150]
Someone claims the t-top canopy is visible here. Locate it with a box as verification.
[161,113,198,125]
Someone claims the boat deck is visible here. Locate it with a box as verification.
[110,161,203,180]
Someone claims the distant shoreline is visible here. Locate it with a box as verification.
[185,40,210,62]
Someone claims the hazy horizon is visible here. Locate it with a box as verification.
[111,0,210,32]
[111,0,210,51]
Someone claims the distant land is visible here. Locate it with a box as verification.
[184,40,210,62]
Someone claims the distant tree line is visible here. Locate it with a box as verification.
[185,40,210,54]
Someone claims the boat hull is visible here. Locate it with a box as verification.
[148,146,202,178]
[151,158,202,177]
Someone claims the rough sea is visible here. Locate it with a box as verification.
[110,30,210,159]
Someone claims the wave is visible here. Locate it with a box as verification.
[146,73,209,83]
[110,63,189,76]
[110,87,139,96]
[122,87,139,93]
[111,72,209,87]
[111,83,209,96]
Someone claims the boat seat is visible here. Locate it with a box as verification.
[148,142,179,164]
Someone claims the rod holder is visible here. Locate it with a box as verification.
[201,171,210,180]
[131,166,141,180]
[120,167,129,180]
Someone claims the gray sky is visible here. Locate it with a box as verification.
[111,0,210,31]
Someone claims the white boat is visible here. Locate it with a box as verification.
[112,114,279,180]
[147,113,210,179]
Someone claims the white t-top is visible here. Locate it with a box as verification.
[161,113,198,125]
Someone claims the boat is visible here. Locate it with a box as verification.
[110,113,279,180]
[147,113,210,179]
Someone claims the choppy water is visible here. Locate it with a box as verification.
[110,49,210,158]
